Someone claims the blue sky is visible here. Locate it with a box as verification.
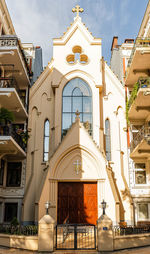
[6,0,149,67]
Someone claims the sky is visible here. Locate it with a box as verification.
[6,0,149,67]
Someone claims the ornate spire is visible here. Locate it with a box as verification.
[72,5,84,18]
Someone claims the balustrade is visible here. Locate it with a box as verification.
[127,37,150,70]
[127,77,150,111]
[0,36,18,47]
[0,77,27,110]
[130,125,150,152]
[0,35,30,77]
[0,124,26,151]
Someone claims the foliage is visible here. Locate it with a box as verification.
[11,217,19,227]
[126,82,139,126]
[0,107,14,124]
[16,127,29,145]
[0,224,38,235]
[126,97,130,126]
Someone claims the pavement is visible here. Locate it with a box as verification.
[0,246,150,254]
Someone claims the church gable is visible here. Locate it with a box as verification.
[53,7,101,46]
[53,6,102,77]
[49,116,106,180]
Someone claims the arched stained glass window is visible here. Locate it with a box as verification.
[43,119,50,161]
[62,78,92,137]
[105,119,111,161]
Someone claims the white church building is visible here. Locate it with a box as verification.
[22,5,133,226]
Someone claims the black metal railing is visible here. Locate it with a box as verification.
[113,225,150,236]
[0,224,38,236]
[0,77,27,111]
[130,125,150,152]
[0,125,26,151]
[56,224,96,250]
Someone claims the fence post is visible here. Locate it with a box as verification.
[38,214,55,252]
[97,214,113,252]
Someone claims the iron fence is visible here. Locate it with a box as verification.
[0,224,38,236]
[113,225,150,236]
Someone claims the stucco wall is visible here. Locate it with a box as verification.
[0,234,38,251]
[114,233,150,250]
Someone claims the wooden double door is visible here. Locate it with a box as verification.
[57,182,97,225]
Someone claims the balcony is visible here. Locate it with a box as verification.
[0,35,30,87]
[127,77,150,122]
[130,125,150,158]
[0,77,28,121]
[126,37,150,86]
[0,125,26,159]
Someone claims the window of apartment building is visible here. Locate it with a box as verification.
[4,203,18,222]
[6,162,22,187]
[138,203,149,220]
[0,160,5,185]
[135,163,146,184]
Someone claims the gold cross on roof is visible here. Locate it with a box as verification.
[72,5,84,17]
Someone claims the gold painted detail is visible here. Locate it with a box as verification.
[72,5,84,17]
[73,159,83,175]
[66,45,88,64]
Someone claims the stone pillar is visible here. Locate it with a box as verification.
[97,214,113,252]
[38,214,55,252]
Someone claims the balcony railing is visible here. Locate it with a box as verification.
[0,36,18,47]
[130,125,150,152]
[0,125,26,151]
[0,77,27,111]
[0,35,30,77]
[128,77,150,110]
[127,37,150,70]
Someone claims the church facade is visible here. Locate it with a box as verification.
[22,6,133,226]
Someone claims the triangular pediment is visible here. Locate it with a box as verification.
[49,118,106,180]
[53,16,101,46]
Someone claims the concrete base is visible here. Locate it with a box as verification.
[97,214,113,252]
[38,214,55,252]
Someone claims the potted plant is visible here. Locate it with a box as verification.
[0,107,14,125]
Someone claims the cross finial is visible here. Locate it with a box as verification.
[75,110,80,121]
[72,5,84,18]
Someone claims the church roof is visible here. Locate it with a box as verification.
[53,5,101,46]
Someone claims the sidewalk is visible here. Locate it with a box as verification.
[0,246,150,254]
